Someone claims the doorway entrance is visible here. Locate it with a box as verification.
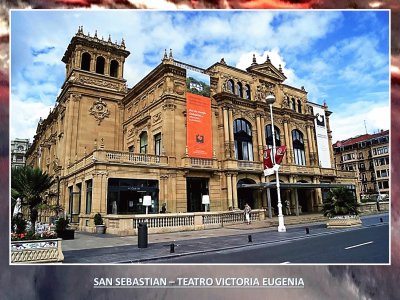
[186,177,209,212]
[237,178,256,210]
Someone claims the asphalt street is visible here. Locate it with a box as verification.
[62,213,389,264]
[152,224,389,264]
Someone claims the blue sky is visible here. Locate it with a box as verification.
[10,10,389,142]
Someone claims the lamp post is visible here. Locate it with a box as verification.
[202,195,210,212]
[143,195,152,215]
[265,94,286,232]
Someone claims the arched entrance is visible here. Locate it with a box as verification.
[237,178,256,210]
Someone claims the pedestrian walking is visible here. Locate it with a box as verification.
[244,203,251,224]
[376,194,382,212]
[285,199,291,216]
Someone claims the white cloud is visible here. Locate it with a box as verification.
[10,10,389,143]
[10,97,54,141]
[330,100,389,142]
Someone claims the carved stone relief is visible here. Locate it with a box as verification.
[255,82,274,102]
[152,112,162,124]
[89,98,110,125]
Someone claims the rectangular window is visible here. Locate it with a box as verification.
[154,133,161,156]
[86,180,92,214]
[68,186,73,221]
[128,145,134,152]
[383,181,389,189]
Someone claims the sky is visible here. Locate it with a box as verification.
[10,10,389,143]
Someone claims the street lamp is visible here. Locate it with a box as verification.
[265,94,286,232]
[143,195,152,215]
[202,195,210,212]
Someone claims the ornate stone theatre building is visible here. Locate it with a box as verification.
[26,28,357,234]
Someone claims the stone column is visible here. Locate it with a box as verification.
[232,173,238,209]
[75,49,81,69]
[228,109,235,158]
[223,107,230,158]
[119,58,125,79]
[226,173,233,209]
[306,125,315,166]
[90,55,95,72]
[256,114,263,161]
[260,116,266,150]
[105,56,110,76]
[283,118,292,164]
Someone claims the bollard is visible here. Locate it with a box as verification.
[380,218,383,223]
[248,235,252,243]
[138,222,148,248]
[306,228,310,234]
[170,243,175,253]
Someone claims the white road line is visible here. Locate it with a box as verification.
[280,261,291,264]
[345,241,373,250]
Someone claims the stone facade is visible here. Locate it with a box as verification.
[11,138,30,169]
[333,130,389,199]
[26,29,357,233]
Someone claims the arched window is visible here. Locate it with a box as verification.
[237,82,243,98]
[140,132,148,154]
[292,98,296,111]
[297,100,302,113]
[227,79,235,94]
[265,125,281,149]
[292,129,306,165]
[96,56,105,74]
[233,119,253,161]
[245,84,251,100]
[81,52,91,71]
[110,60,119,78]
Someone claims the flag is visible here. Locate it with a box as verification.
[263,146,287,177]
[275,146,287,165]
[263,148,273,169]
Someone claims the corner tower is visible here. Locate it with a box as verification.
[62,26,130,80]
[56,27,130,168]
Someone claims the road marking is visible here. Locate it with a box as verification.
[345,241,373,250]
[281,261,291,264]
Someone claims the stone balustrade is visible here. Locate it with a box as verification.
[81,209,265,236]
[11,238,64,263]
[237,160,263,170]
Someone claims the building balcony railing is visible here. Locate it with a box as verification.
[237,160,263,171]
[181,156,218,169]
[66,149,169,175]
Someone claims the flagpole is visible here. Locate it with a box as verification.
[266,94,286,232]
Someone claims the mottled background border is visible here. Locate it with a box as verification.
[0,1,399,299]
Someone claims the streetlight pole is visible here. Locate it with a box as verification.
[266,94,286,232]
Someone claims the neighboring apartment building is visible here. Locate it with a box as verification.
[11,138,30,169]
[25,28,357,233]
[333,130,389,199]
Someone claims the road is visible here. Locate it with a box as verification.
[149,223,389,264]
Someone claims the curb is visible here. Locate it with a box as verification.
[116,222,388,264]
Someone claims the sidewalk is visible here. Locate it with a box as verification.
[61,213,388,264]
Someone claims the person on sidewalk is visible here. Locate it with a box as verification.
[285,199,291,216]
[244,203,251,224]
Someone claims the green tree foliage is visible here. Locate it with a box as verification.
[322,187,360,217]
[11,166,55,233]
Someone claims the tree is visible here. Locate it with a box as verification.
[322,187,360,218]
[11,166,55,233]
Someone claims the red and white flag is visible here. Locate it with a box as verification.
[263,146,287,176]
[275,145,287,165]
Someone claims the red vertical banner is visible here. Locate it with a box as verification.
[186,92,212,158]
[263,148,273,169]
[275,146,287,165]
